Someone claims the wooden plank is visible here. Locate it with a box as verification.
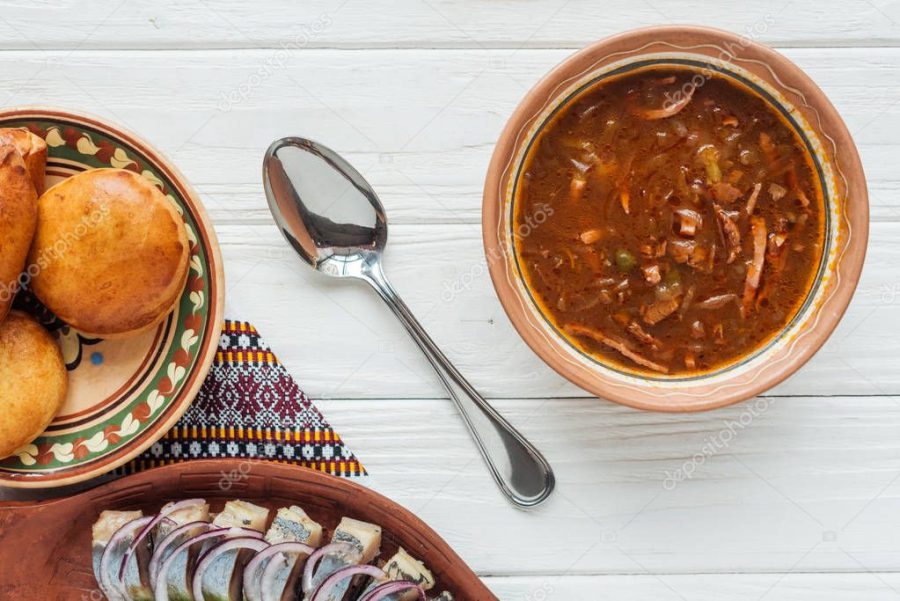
[2,1,900,50]
[0,0,895,588]
[311,396,900,574]
[0,48,895,222]
[221,221,899,399]
[5,395,900,576]
[481,573,900,600]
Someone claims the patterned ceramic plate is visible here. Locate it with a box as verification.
[0,107,224,487]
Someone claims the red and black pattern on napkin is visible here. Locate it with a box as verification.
[116,320,365,477]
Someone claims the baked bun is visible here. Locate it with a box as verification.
[0,146,39,323]
[0,128,48,194]
[0,311,67,460]
[29,168,190,337]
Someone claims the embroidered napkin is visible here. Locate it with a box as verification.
[114,320,365,478]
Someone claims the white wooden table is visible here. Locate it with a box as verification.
[3,2,900,599]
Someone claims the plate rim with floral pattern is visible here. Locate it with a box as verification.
[0,106,224,488]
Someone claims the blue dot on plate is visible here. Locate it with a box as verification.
[90,352,104,366]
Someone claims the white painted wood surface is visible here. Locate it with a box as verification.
[2,2,899,599]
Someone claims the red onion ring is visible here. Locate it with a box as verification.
[259,553,288,601]
[310,564,387,601]
[98,515,152,600]
[191,536,269,601]
[120,499,205,581]
[148,521,213,586]
[301,542,358,593]
[128,499,204,555]
[243,541,315,601]
[153,527,260,601]
[358,581,427,601]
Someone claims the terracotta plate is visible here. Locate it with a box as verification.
[0,460,495,600]
[0,108,224,486]
[483,26,868,411]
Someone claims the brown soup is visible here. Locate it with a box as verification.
[514,67,825,376]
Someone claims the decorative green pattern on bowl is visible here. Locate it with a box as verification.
[0,111,221,483]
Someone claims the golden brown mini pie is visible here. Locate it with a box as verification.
[29,168,190,337]
[0,127,48,194]
[0,146,39,323]
[0,311,67,460]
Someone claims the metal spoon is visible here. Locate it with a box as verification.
[263,137,555,508]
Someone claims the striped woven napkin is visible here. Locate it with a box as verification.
[114,320,365,478]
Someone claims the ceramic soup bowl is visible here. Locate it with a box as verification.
[483,26,868,411]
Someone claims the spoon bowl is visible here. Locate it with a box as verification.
[265,137,386,280]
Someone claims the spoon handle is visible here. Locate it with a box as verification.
[363,263,555,508]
